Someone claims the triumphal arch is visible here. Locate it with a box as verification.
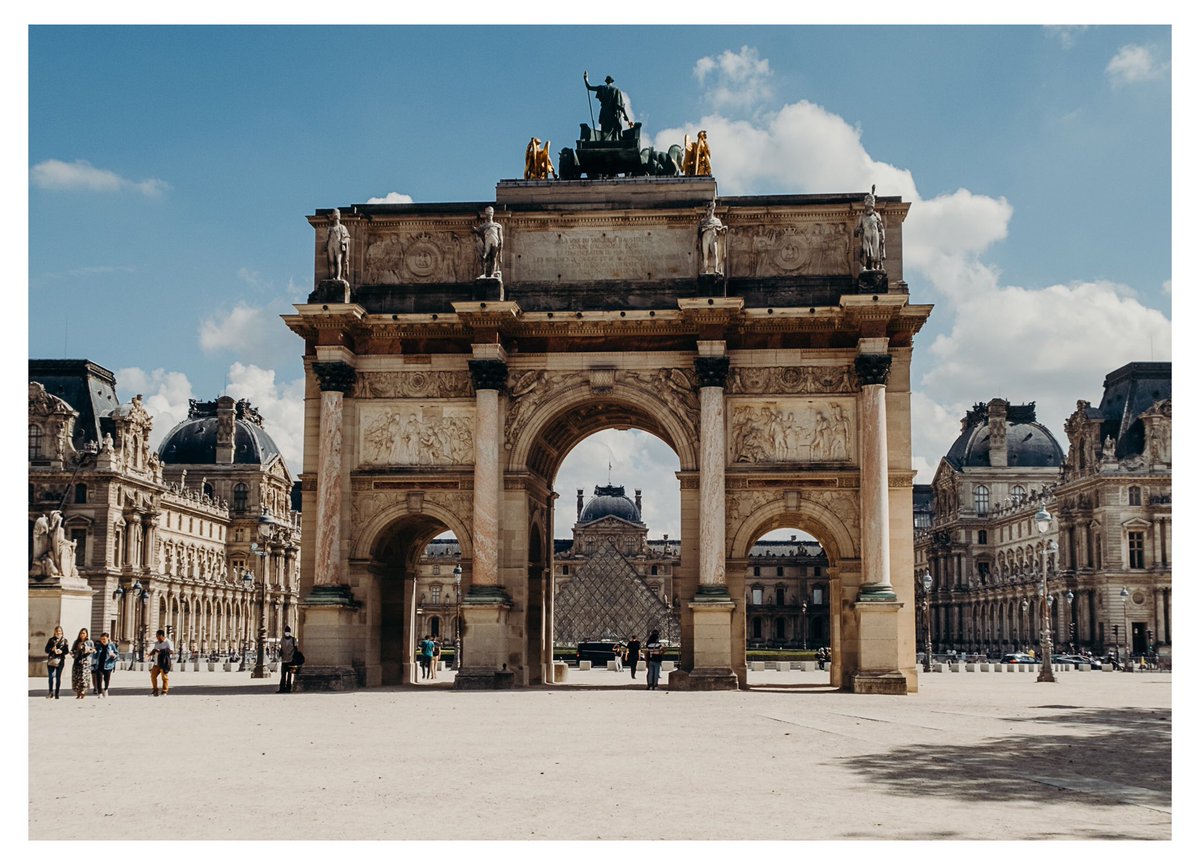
[285,159,931,694]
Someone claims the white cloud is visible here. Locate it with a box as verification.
[366,192,414,204]
[658,48,1172,485]
[1045,26,1088,49]
[693,46,773,112]
[225,362,306,472]
[199,295,305,372]
[1106,44,1167,85]
[113,367,195,451]
[30,159,169,196]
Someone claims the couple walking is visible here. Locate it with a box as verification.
[624,629,666,690]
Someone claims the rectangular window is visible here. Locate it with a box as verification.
[70,529,86,568]
[1129,486,1142,506]
[813,587,823,604]
[751,587,763,605]
[1128,532,1145,569]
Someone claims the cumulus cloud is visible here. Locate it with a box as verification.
[658,48,1172,485]
[366,192,414,204]
[199,296,305,372]
[1106,44,1167,85]
[225,362,306,471]
[31,159,169,196]
[114,367,195,451]
[693,46,773,112]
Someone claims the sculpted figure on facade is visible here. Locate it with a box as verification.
[854,186,886,272]
[683,130,712,176]
[326,208,351,282]
[475,206,503,280]
[698,200,727,275]
[731,402,853,464]
[1101,435,1117,463]
[524,137,557,180]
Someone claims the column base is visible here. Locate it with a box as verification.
[667,668,740,691]
[857,583,898,602]
[453,668,515,690]
[296,665,359,692]
[851,672,908,695]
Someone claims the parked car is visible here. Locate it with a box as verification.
[575,641,624,667]
[1055,654,1103,669]
[1000,653,1036,664]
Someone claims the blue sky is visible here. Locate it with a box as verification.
[25,22,1174,539]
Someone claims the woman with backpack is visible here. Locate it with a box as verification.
[91,632,120,698]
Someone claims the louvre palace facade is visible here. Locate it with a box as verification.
[913,362,1171,661]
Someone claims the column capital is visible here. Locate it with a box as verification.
[469,358,509,392]
[855,353,892,387]
[312,361,357,393]
[694,356,730,389]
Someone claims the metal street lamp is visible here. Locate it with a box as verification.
[1066,589,1076,653]
[1034,507,1057,683]
[453,562,463,672]
[246,514,273,679]
[1021,597,1029,650]
[1119,586,1132,672]
[801,600,808,651]
[921,571,933,672]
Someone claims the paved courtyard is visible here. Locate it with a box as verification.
[27,666,1171,841]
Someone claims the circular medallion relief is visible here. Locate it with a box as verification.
[1132,591,1146,606]
[404,239,442,279]
[774,233,804,272]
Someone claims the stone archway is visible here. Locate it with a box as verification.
[287,176,929,694]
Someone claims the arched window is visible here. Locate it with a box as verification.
[974,485,990,516]
[1011,484,1025,500]
[74,483,88,504]
[429,617,441,638]
[29,425,43,459]
[1128,486,1142,506]
[650,565,658,576]
[203,482,215,499]
[233,483,248,514]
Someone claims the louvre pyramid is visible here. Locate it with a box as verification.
[554,538,678,644]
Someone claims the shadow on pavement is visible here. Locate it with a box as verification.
[842,705,1171,812]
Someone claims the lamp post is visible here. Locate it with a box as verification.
[453,563,463,672]
[1034,508,1057,683]
[921,571,933,672]
[801,601,808,651]
[246,514,273,679]
[1066,590,1075,653]
[1021,598,1029,651]
[112,583,126,663]
[1119,586,1132,672]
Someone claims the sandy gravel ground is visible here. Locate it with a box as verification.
[27,665,1171,841]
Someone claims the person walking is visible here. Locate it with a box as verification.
[613,642,624,672]
[45,625,68,699]
[626,636,641,681]
[70,628,95,699]
[149,629,174,696]
[430,639,441,680]
[278,626,298,693]
[92,632,119,698]
[419,635,434,680]
[644,630,664,690]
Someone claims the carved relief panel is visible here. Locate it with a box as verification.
[730,222,852,277]
[363,230,475,284]
[728,398,856,464]
[358,403,475,467]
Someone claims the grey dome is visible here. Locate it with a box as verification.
[157,416,282,466]
[579,484,642,524]
[945,403,1064,469]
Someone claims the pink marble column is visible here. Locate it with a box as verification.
[855,353,893,598]
[312,362,356,586]
[694,356,730,591]
[468,359,508,592]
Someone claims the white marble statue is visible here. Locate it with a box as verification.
[698,200,727,275]
[475,206,503,279]
[326,208,351,281]
[854,186,886,272]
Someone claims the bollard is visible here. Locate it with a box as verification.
[607,660,618,671]
[579,660,592,671]
[751,661,766,672]
[776,661,790,672]
[552,661,568,683]
[662,660,676,672]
